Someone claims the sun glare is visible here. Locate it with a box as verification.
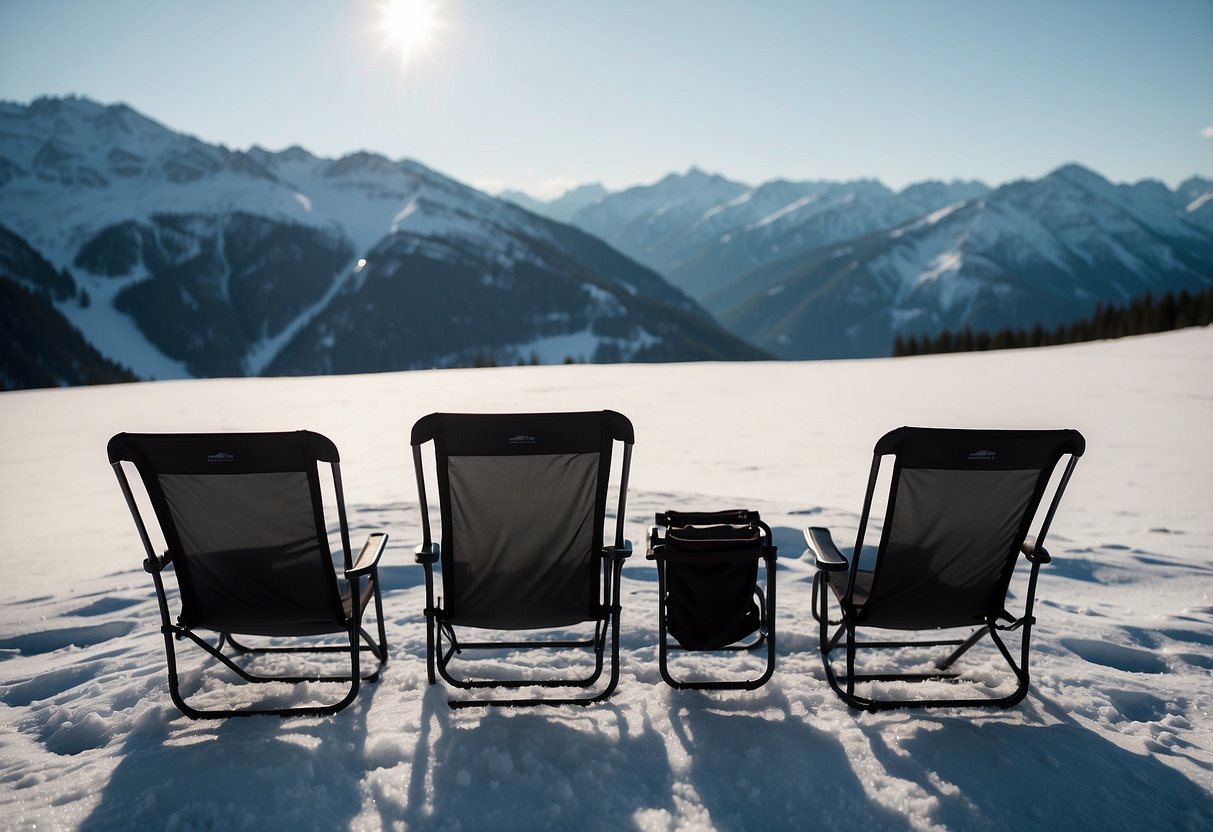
[379,0,442,68]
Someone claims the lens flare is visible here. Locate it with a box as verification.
[379,0,442,68]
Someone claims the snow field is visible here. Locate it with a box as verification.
[0,329,1211,830]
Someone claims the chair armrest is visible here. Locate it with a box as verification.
[804,527,849,572]
[603,540,633,560]
[414,541,440,565]
[347,532,388,579]
[1021,538,1052,564]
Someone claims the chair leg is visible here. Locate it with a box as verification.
[162,570,392,719]
[442,628,619,707]
[163,625,364,719]
[845,624,858,698]
[657,560,676,688]
[658,555,777,691]
[370,577,389,664]
[353,574,389,683]
[422,561,437,685]
[821,616,1043,711]
[441,560,625,707]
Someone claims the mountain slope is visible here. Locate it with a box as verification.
[719,165,1213,359]
[267,227,765,375]
[0,97,764,381]
[0,276,136,389]
[0,223,77,300]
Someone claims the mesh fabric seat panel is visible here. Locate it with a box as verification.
[160,472,347,636]
[445,452,600,629]
[862,467,1039,629]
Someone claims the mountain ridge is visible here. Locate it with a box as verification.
[3,95,1208,381]
[517,162,1211,358]
[0,96,766,385]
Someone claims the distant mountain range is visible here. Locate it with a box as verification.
[0,96,765,387]
[2,95,1210,389]
[509,167,1213,359]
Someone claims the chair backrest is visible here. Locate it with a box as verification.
[855,427,1084,629]
[412,411,633,630]
[108,431,348,636]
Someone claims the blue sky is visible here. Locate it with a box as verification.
[1,0,1210,198]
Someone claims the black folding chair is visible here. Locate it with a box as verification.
[806,427,1084,711]
[411,411,633,707]
[647,510,777,689]
[108,431,388,719]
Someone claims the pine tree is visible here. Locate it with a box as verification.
[1029,323,1045,348]
[958,328,974,352]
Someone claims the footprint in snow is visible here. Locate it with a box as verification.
[1,662,112,706]
[68,596,142,617]
[1173,652,1213,670]
[1104,689,1169,723]
[1059,637,1169,674]
[0,621,137,657]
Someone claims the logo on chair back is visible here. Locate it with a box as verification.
[968,449,996,462]
[207,451,236,463]
[507,434,536,445]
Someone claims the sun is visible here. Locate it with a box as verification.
[379,0,443,67]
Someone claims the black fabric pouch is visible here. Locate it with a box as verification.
[664,523,763,650]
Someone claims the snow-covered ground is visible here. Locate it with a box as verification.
[1,329,1210,831]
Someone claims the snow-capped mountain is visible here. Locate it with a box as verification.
[566,168,750,292]
[517,163,1210,359]
[719,164,1213,359]
[5,96,1207,382]
[0,97,324,265]
[560,169,990,301]
[0,97,764,385]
